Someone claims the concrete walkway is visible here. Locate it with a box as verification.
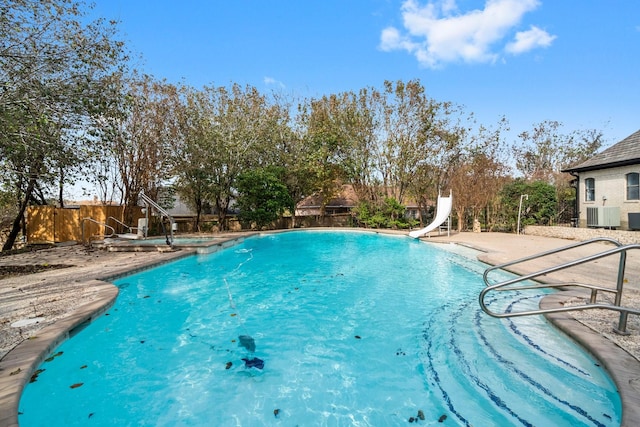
[1,230,639,426]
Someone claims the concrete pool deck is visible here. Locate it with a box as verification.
[1,230,639,426]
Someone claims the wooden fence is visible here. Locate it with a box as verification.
[26,205,144,244]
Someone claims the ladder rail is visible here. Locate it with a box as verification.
[139,191,175,245]
[81,218,116,243]
[107,216,135,234]
[479,240,640,334]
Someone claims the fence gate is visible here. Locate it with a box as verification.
[27,206,81,244]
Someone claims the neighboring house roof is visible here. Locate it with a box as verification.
[296,184,359,209]
[563,129,640,173]
[295,184,426,210]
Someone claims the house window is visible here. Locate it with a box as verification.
[627,173,640,200]
[585,178,595,201]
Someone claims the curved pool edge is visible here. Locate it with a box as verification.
[541,291,640,427]
[0,235,251,427]
[0,281,118,427]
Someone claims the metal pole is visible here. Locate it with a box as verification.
[517,194,528,235]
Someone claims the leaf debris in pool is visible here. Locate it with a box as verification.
[44,351,63,362]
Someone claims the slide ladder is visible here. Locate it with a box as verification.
[409,190,452,238]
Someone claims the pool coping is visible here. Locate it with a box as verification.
[1,230,638,426]
[541,291,640,427]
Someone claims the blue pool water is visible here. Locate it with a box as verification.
[20,231,620,426]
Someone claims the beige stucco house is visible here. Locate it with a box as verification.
[563,129,640,230]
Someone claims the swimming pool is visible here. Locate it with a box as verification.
[19,231,620,426]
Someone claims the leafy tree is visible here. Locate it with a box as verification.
[513,121,603,226]
[378,79,435,205]
[235,167,293,230]
[0,0,127,250]
[249,91,309,228]
[170,83,286,230]
[171,85,214,230]
[204,84,276,230]
[115,74,179,208]
[499,179,557,232]
[514,121,603,183]
[325,89,379,202]
[296,94,351,216]
[378,80,466,223]
[352,196,416,229]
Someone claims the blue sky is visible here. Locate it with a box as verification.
[90,0,639,146]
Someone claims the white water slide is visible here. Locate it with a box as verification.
[409,191,453,238]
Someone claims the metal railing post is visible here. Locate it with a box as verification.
[614,249,629,334]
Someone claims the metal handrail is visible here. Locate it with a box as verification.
[140,191,174,245]
[479,239,640,334]
[483,237,623,285]
[107,216,135,234]
[81,218,115,243]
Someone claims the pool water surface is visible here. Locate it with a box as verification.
[19,231,620,426]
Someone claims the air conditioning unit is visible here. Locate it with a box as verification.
[629,213,640,231]
[586,206,620,228]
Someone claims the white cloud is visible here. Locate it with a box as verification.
[380,0,555,68]
[505,25,556,54]
[264,76,285,88]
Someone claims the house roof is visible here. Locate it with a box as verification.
[296,184,425,209]
[296,184,359,209]
[563,129,640,173]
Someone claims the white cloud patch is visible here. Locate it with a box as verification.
[505,25,556,54]
[380,0,556,68]
[264,76,285,88]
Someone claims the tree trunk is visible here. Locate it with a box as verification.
[216,198,229,231]
[2,177,36,251]
[195,199,202,232]
[58,167,65,208]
